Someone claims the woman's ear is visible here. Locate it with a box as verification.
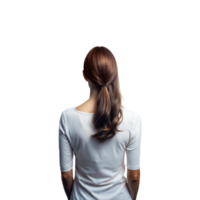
[83,70,88,81]
[81,70,87,82]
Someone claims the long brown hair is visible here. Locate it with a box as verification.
[83,46,124,143]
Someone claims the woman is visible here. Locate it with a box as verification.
[59,46,142,200]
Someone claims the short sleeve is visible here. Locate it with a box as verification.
[59,112,74,172]
[125,113,142,170]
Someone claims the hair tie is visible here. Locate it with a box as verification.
[101,85,107,88]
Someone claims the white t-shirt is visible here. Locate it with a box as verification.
[59,106,142,200]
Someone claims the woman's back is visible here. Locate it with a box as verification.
[59,106,142,200]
